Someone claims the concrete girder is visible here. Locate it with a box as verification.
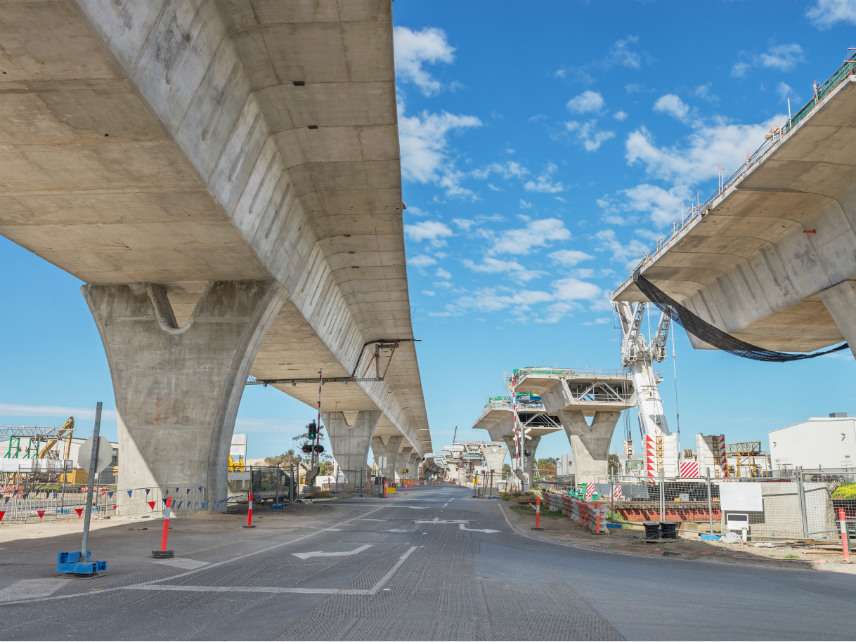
[612,77,856,355]
[323,410,380,485]
[0,1,431,471]
[85,280,284,513]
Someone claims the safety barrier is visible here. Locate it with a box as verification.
[543,491,608,535]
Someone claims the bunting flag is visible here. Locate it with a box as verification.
[198,486,203,492]
[200,500,208,510]
[145,488,151,496]
[108,491,114,498]
[175,487,179,493]
[147,500,156,510]
[36,509,45,520]
[176,500,182,510]
[0,510,4,521]
[186,488,191,494]
[127,489,133,498]
[112,504,117,510]
[74,507,84,518]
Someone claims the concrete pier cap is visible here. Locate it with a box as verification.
[513,368,636,483]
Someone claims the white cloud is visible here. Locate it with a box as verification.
[624,183,689,227]
[613,110,628,122]
[398,102,481,198]
[549,249,593,266]
[596,229,651,268]
[421,289,436,297]
[452,218,474,230]
[523,162,565,193]
[519,199,533,210]
[565,120,615,151]
[732,43,805,77]
[405,220,454,243]
[625,115,785,186]
[808,0,856,27]
[0,403,116,421]
[759,44,805,71]
[462,257,542,283]
[436,267,452,280]
[408,254,437,268]
[490,217,571,255]
[653,94,690,122]
[393,26,454,96]
[693,83,717,102]
[471,160,529,180]
[567,90,605,113]
[776,81,796,102]
[553,277,601,301]
[608,35,644,69]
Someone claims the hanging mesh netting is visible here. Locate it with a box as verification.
[632,270,850,362]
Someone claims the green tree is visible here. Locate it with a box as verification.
[607,454,621,475]
[535,457,557,480]
[264,449,303,468]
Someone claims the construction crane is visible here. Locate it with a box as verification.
[615,301,678,477]
[37,416,75,460]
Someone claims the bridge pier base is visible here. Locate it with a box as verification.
[558,410,620,484]
[324,410,380,489]
[380,436,403,482]
[84,281,283,515]
[820,280,856,359]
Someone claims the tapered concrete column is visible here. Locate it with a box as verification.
[381,436,402,480]
[503,435,540,486]
[409,453,421,479]
[85,281,284,514]
[820,280,856,359]
[371,436,386,475]
[323,410,380,486]
[399,446,413,478]
[558,410,620,483]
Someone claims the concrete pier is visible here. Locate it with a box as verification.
[558,410,622,482]
[324,410,381,486]
[85,281,284,511]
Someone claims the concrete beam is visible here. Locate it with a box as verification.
[558,410,620,483]
[324,410,380,486]
[85,280,284,513]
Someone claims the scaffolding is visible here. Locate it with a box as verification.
[728,441,764,478]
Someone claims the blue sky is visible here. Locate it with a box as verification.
[2,0,856,462]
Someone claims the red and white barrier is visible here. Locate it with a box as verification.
[543,492,608,535]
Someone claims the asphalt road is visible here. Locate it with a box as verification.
[0,485,854,640]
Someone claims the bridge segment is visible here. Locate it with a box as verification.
[613,60,856,359]
[0,0,430,508]
[513,369,636,482]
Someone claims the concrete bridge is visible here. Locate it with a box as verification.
[513,368,636,482]
[613,60,856,359]
[0,0,431,508]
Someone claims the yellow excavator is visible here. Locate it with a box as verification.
[36,417,80,483]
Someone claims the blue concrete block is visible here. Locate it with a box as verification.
[56,550,108,576]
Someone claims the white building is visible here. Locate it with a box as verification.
[769,413,856,471]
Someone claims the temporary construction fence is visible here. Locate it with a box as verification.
[541,468,856,542]
[543,491,608,534]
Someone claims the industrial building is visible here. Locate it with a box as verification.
[769,413,856,471]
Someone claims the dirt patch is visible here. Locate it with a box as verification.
[500,500,855,574]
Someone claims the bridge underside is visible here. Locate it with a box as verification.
[0,1,430,507]
[614,76,856,357]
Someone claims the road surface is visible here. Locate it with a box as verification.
[0,486,853,640]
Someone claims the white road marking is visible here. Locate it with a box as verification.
[388,505,430,510]
[415,517,468,525]
[0,505,387,607]
[127,546,419,597]
[154,558,209,570]
[292,544,372,560]
[386,528,411,533]
[0,579,70,602]
[458,524,499,534]
[357,518,386,522]
[322,527,343,532]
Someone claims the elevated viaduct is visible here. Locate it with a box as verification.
[0,0,431,508]
[613,60,856,359]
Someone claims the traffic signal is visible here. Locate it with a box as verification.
[307,421,317,440]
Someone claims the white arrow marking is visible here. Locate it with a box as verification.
[458,523,499,534]
[386,528,412,533]
[292,544,372,560]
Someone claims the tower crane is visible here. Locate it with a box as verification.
[615,302,678,477]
